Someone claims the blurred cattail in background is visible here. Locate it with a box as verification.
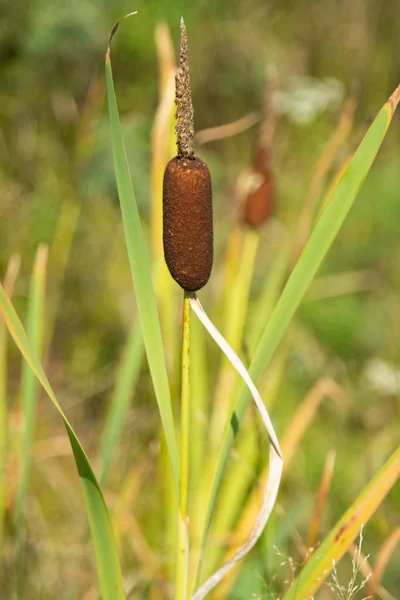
[242,67,278,229]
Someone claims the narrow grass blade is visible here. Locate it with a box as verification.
[190,295,283,600]
[223,229,259,351]
[0,255,20,548]
[15,245,48,553]
[189,312,210,590]
[105,17,178,490]
[210,229,259,446]
[112,458,159,578]
[155,22,176,98]
[368,528,400,598]
[307,449,336,550]
[112,457,149,547]
[306,268,378,301]
[151,41,176,261]
[195,112,259,145]
[293,96,357,262]
[219,378,342,593]
[220,226,244,306]
[247,235,291,354]
[151,55,179,380]
[45,201,80,353]
[99,319,144,486]
[204,423,259,581]
[280,378,345,469]
[199,84,400,574]
[0,284,126,599]
[189,313,208,491]
[282,446,400,599]
[188,310,209,592]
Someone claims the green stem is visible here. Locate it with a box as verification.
[176,291,191,600]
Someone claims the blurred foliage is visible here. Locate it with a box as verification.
[0,0,399,597]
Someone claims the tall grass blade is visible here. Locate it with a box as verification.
[0,255,20,548]
[210,229,259,446]
[99,319,144,486]
[189,312,209,590]
[204,423,258,582]
[198,84,400,578]
[105,16,178,491]
[0,284,125,599]
[45,201,80,352]
[368,528,400,598]
[15,245,47,559]
[280,378,344,469]
[307,448,336,550]
[293,96,357,262]
[247,235,291,354]
[282,446,400,599]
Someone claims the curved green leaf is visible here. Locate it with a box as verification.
[0,284,125,600]
[197,85,400,583]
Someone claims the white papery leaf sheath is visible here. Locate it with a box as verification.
[189,294,283,600]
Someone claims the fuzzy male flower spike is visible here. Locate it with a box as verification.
[163,18,213,292]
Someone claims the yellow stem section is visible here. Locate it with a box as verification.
[175,291,191,600]
[209,228,259,445]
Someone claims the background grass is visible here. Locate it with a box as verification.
[0,0,399,598]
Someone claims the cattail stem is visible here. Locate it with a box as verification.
[175,290,191,599]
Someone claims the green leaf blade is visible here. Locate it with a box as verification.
[105,53,179,491]
[0,255,20,549]
[15,246,48,554]
[0,283,126,600]
[197,91,398,585]
[282,446,400,599]
[99,319,144,486]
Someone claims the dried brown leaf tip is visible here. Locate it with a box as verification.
[388,82,400,114]
[162,19,213,292]
[106,11,138,58]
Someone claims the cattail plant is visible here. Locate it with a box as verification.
[162,19,283,600]
[0,9,399,600]
[162,19,214,600]
[163,20,213,293]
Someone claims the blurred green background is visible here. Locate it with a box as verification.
[1,0,399,598]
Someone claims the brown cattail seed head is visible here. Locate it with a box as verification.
[163,156,213,291]
[162,19,213,291]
